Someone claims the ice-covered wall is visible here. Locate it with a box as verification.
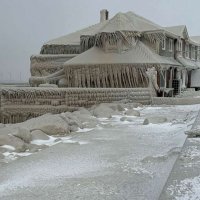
[0,87,151,124]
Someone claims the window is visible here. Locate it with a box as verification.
[177,40,183,56]
[161,38,166,50]
[191,45,196,60]
[185,43,189,58]
[169,39,173,52]
[197,46,200,61]
[177,40,182,51]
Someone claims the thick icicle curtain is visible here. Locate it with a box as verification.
[64,64,150,88]
[94,31,141,48]
[80,31,165,51]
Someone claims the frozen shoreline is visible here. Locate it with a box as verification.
[0,104,199,199]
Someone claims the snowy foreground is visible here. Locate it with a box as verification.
[0,103,200,200]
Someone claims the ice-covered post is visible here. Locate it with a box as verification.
[146,67,160,97]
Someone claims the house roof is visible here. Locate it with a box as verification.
[64,40,180,67]
[190,36,200,45]
[165,25,189,39]
[45,21,108,45]
[45,11,163,46]
[176,57,200,69]
[125,12,162,32]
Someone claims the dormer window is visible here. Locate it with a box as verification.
[161,38,166,50]
[185,43,189,58]
[169,39,173,52]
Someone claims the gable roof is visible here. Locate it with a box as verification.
[165,25,189,39]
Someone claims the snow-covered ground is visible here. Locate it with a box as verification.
[0,104,200,200]
[167,175,200,200]
[160,137,200,200]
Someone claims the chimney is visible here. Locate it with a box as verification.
[100,9,109,23]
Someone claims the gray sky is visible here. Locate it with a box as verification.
[1,0,200,82]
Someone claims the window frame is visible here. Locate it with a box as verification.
[185,43,190,59]
[161,38,166,50]
[169,39,173,52]
[177,40,183,56]
[197,46,200,61]
[191,45,196,60]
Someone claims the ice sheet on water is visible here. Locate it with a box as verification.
[2,151,32,163]
[31,136,58,146]
[76,128,94,133]
[61,137,89,145]
[1,145,15,151]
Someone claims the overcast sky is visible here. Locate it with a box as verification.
[1,0,200,82]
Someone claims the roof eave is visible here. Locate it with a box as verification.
[164,30,180,39]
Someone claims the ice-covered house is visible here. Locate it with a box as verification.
[31,10,188,96]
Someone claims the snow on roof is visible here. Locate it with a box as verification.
[190,36,200,45]
[177,57,200,69]
[64,40,180,67]
[125,11,162,32]
[165,25,189,39]
[45,21,108,45]
[46,11,163,46]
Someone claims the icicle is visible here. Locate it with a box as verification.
[113,67,119,87]
[96,68,100,88]
[79,68,82,87]
[81,68,86,87]
[108,66,114,87]
[74,70,78,87]
[129,66,135,87]
[85,66,90,87]
[104,66,109,87]
[116,68,122,88]
[125,66,131,87]
[101,66,106,88]
[121,67,127,87]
